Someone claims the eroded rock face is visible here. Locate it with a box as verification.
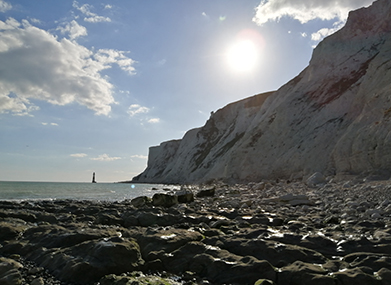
[134,0,391,184]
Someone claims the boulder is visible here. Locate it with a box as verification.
[0,222,26,241]
[306,172,326,187]
[152,193,178,207]
[278,261,332,285]
[196,187,216,198]
[0,257,23,285]
[175,189,194,203]
[32,237,144,284]
[332,267,382,285]
[131,196,151,208]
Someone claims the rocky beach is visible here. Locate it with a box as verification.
[1,175,391,284]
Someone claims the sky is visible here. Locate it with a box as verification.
[0,0,373,182]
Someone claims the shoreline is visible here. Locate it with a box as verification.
[1,178,391,284]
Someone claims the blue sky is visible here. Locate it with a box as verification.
[0,0,373,182]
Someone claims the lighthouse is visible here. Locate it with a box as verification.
[92,172,97,183]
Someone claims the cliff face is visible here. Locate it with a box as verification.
[133,0,391,184]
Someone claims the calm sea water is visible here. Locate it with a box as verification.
[0,181,179,201]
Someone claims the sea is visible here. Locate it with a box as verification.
[0,181,179,202]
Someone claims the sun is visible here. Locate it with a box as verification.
[226,40,259,73]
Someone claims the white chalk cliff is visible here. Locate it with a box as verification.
[133,0,391,184]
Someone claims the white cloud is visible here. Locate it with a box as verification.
[90,153,121,161]
[29,18,42,24]
[70,153,88,158]
[0,18,136,116]
[311,22,345,41]
[253,0,373,26]
[0,94,39,116]
[94,49,136,75]
[131,154,148,159]
[73,1,111,23]
[0,0,11,13]
[147,118,160,124]
[157,59,167,66]
[104,4,112,10]
[57,20,87,40]
[127,104,150,117]
[84,15,111,23]
[41,122,59,126]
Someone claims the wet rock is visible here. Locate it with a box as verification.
[0,257,23,285]
[211,257,276,285]
[99,272,182,285]
[30,277,44,285]
[196,187,216,198]
[164,241,277,284]
[0,222,26,241]
[254,279,276,285]
[376,267,391,284]
[152,193,178,207]
[220,237,327,267]
[278,261,332,285]
[137,212,180,227]
[131,196,151,208]
[343,252,391,272]
[332,267,382,285]
[31,237,144,284]
[176,188,195,203]
[300,234,337,255]
[137,228,204,261]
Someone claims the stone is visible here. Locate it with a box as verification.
[30,277,44,285]
[277,194,314,206]
[0,222,25,241]
[175,189,194,203]
[343,253,391,272]
[137,228,204,260]
[278,261,333,285]
[152,193,178,207]
[196,187,216,198]
[34,238,144,284]
[333,267,382,285]
[306,172,326,187]
[376,268,391,284]
[99,272,181,285]
[254,279,275,285]
[131,196,151,208]
[0,258,23,285]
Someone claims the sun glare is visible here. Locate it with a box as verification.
[226,40,259,73]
